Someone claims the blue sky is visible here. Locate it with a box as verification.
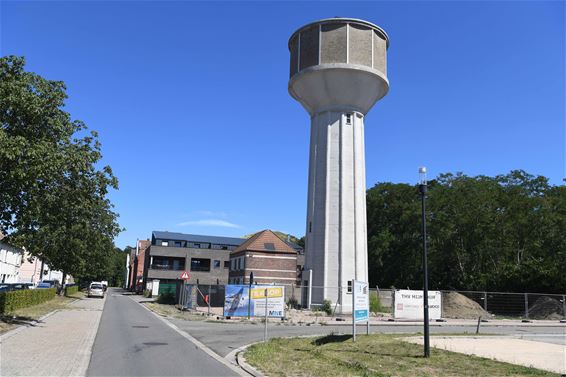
[1,1,564,248]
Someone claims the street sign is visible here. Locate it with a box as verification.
[180,271,190,280]
[353,280,369,322]
[352,280,369,342]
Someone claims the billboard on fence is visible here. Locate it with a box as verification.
[394,289,442,320]
[223,285,285,318]
[353,280,369,322]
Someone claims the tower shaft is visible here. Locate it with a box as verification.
[305,110,368,311]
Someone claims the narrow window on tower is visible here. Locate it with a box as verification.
[309,221,312,233]
[345,113,352,125]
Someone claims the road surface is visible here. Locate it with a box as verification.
[87,288,236,376]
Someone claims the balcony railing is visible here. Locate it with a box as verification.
[150,264,184,271]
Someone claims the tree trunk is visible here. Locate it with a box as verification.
[59,272,67,295]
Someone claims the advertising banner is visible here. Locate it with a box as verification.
[394,289,442,320]
[353,280,369,322]
[224,285,285,318]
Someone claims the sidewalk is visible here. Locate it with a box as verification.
[0,295,105,376]
[404,335,566,374]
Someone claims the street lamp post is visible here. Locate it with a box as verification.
[419,166,430,358]
[248,271,254,319]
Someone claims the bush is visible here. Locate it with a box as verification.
[143,289,152,298]
[64,285,79,297]
[157,291,175,305]
[321,299,332,315]
[287,296,299,309]
[0,288,56,313]
[370,292,382,313]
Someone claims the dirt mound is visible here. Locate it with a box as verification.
[442,292,490,319]
[528,296,564,320]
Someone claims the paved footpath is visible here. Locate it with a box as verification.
[405,335,566,374]
[0,295,105,376]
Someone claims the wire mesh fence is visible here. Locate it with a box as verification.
[173,282,565,321]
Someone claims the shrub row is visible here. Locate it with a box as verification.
[0,288,56,313]
[143,289,152,298]
[65,285,79,297]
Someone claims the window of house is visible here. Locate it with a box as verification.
[193,243,200,248]
[213,260,221,269]
[190,258,211,272]
[161,241,169,247]
[174,241,182,247]
[224,261,230,269]
[345,113,352,125]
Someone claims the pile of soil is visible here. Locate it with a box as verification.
[442,292,490,319]
[528,296,564,320]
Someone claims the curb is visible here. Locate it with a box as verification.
[72,293,107,376]
[236,345,265,377]
[134,297,249,377]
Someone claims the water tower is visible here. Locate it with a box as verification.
[288,18,389,312]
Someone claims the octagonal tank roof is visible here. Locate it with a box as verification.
[288,17,390,50]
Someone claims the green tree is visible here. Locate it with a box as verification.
[0,56,121,286]
[366,171,565,293]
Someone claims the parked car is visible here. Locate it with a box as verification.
[8,283,29,290]
[36,282,52,289]
[0,283,12,292]
[88,282,105,298]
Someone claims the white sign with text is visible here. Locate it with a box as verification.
[394,289,442,320]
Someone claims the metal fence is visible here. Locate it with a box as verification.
[174,282,565,321]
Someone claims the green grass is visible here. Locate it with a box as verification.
[144,302,209,321]
[0,293,82,334]
[244,334,558,377]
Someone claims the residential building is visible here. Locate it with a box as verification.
[19,252,73,285]
[129,240,150,292]
[0,241,23,283]
[144,231,246,295]
[228,230,299,285]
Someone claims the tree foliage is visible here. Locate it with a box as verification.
[0,56,121,282]
[367,171,565,293]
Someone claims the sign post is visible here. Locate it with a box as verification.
[264,288,268,342]
[248,272,254,319]
[352,280,356,342]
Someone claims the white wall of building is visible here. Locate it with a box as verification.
[0,242,23,283]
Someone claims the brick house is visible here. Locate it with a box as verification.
[129,239,150,292]
[228,230,298,285]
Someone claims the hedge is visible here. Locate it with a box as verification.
[65,285,79,297]
[0,288,56,313]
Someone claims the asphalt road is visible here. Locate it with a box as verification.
[169,317,565,357]
[87,288,236,377]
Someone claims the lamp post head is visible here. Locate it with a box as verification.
[418,167,427,185]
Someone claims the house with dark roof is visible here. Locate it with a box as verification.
[228,230,300,286]
[143,231,246,296]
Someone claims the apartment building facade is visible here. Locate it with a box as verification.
[144,231,246,294]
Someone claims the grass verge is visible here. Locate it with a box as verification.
[244,334,558,377]
[144,302,209,321]
[0,292,85,334]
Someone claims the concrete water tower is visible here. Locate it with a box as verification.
[288,18,389,312]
